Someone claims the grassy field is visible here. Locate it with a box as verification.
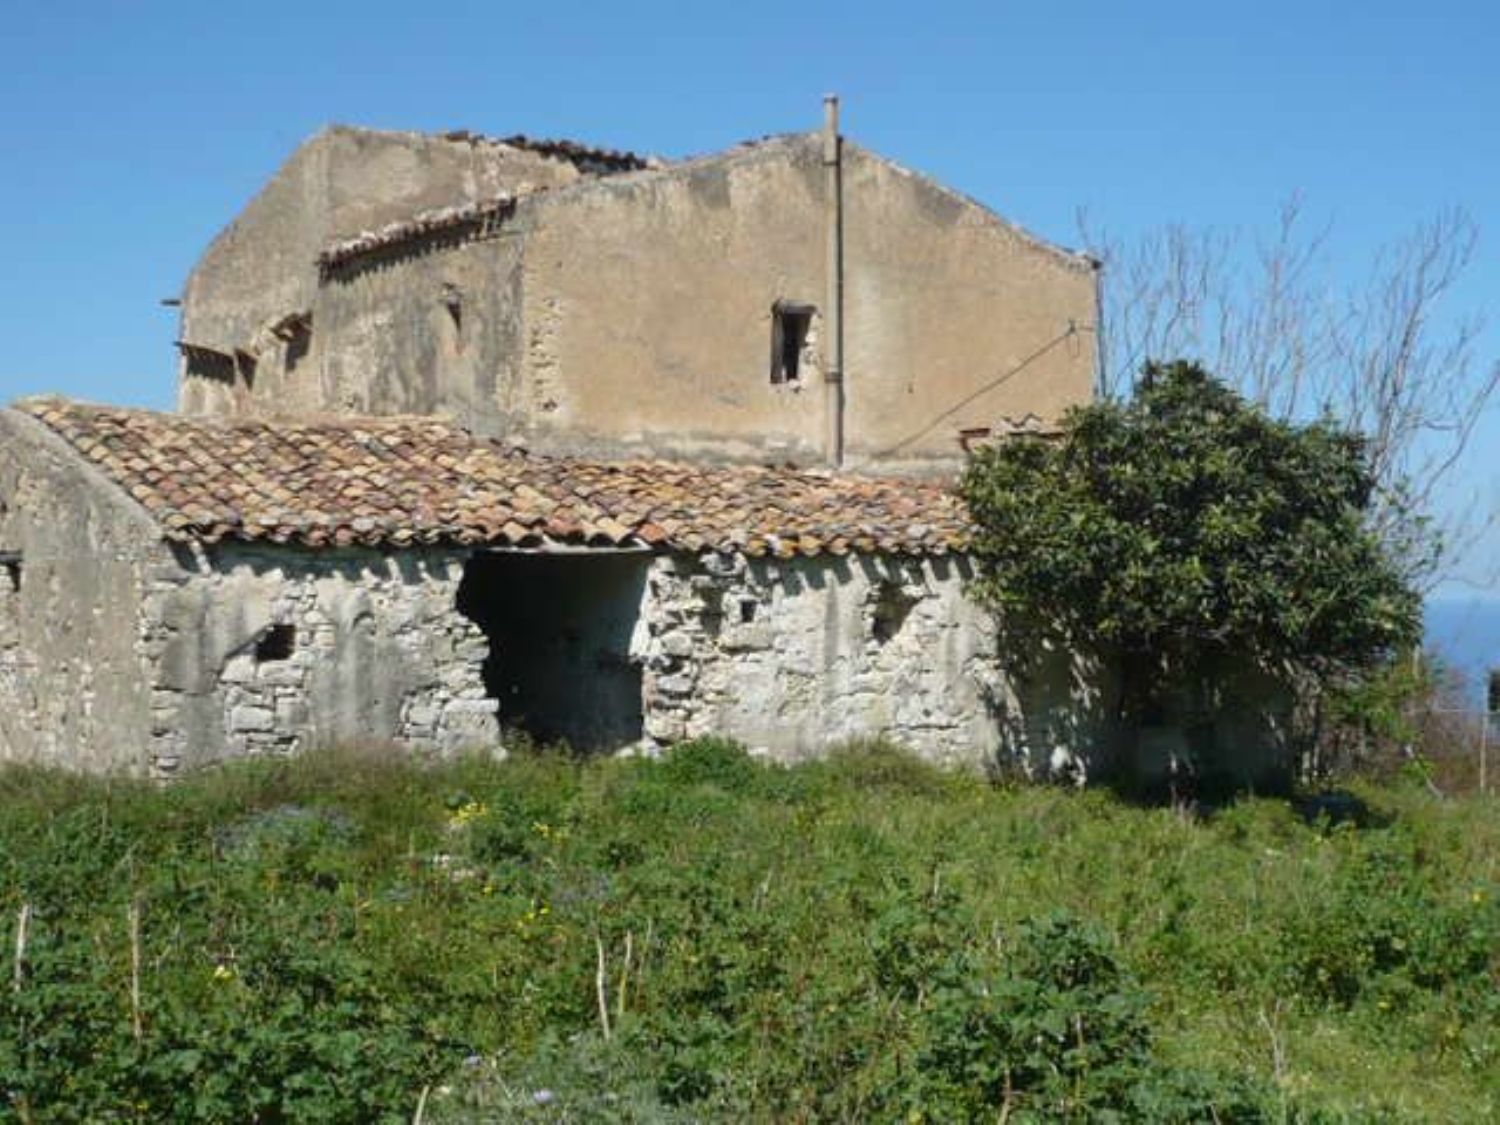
[1,741,1496,1122]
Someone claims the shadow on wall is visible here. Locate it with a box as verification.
[992,634,1296,800]
[456,551,649,752]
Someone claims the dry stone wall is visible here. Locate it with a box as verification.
[142,545,496,778]
[637,551,1004,767]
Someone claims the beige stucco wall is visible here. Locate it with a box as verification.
[176,128,1096,470]
[0,411,168,773]
[179,126,586,416]
[507,136,1097,467]
[840,145,1097,470]
[314,234,526,427]
[511,137,831,461]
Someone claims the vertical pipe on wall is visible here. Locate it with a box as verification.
[822,95,845,468]
[1089,255,1107,400]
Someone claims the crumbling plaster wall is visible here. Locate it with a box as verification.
[272,136,831,456]
[314,232,526,430]
[0,411,168,772]
[143,544,497,778]
[636,551,1005,767]
[180,126,583,417]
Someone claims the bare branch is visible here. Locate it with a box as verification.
[1082,203,1496,586]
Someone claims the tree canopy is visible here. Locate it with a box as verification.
[959,361,1422,710]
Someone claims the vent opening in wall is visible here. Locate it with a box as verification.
[177,342,238,384]
[1,553,19,593]
[442,284,464,353]
[235,350,258,390]
[771,301,814,385]
[871,582,918,644]
[272,312,313,374]
[255,624,296,663]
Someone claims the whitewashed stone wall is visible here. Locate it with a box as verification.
[636,551,1004,768]
[142,546,496,778]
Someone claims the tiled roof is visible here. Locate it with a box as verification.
[317,193,522,278]
[16,400,969,557]
[440,129,658,174]
[317,132,662,277]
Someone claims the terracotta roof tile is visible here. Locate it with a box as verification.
[440,129,658,174]
[17,400,969,557]
[317,194,523,278]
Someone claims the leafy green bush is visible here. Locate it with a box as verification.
[960,360,1423,788]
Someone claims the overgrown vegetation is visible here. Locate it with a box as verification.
[3,741,1496,1121]
[960,361,1424,784]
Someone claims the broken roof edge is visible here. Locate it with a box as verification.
[311,133,819,277]
[316,122,662,172]
[508,132,821,220]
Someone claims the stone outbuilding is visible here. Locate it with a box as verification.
[1,400,1010,778]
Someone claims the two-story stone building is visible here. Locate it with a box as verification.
[4,110,1291,787]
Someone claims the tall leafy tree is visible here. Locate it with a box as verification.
[960,360,1422,730]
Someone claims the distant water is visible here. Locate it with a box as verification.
[1425,596,1500,709]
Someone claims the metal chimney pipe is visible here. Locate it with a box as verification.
[822,95,845,468]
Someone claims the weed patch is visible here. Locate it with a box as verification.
[1,742,1495,1120]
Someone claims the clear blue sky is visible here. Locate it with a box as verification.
[2,0,1496,590]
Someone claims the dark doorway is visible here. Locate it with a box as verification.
[457,551,648,752]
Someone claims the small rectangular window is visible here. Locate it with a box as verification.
[1,554,19,594]
[771,301,814,385]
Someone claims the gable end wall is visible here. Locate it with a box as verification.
[0,412,171,772]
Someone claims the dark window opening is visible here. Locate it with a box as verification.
[235,350,258,390]
[284,323,311,374]
[255,624,296,663]
[1,556,20,594]
[271,312,313,374]
[739,599,757,624]
[771,301,814,384]
[457,552,647,752]
[178,342,237,384]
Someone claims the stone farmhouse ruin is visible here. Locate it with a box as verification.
[0,107,1292,785]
